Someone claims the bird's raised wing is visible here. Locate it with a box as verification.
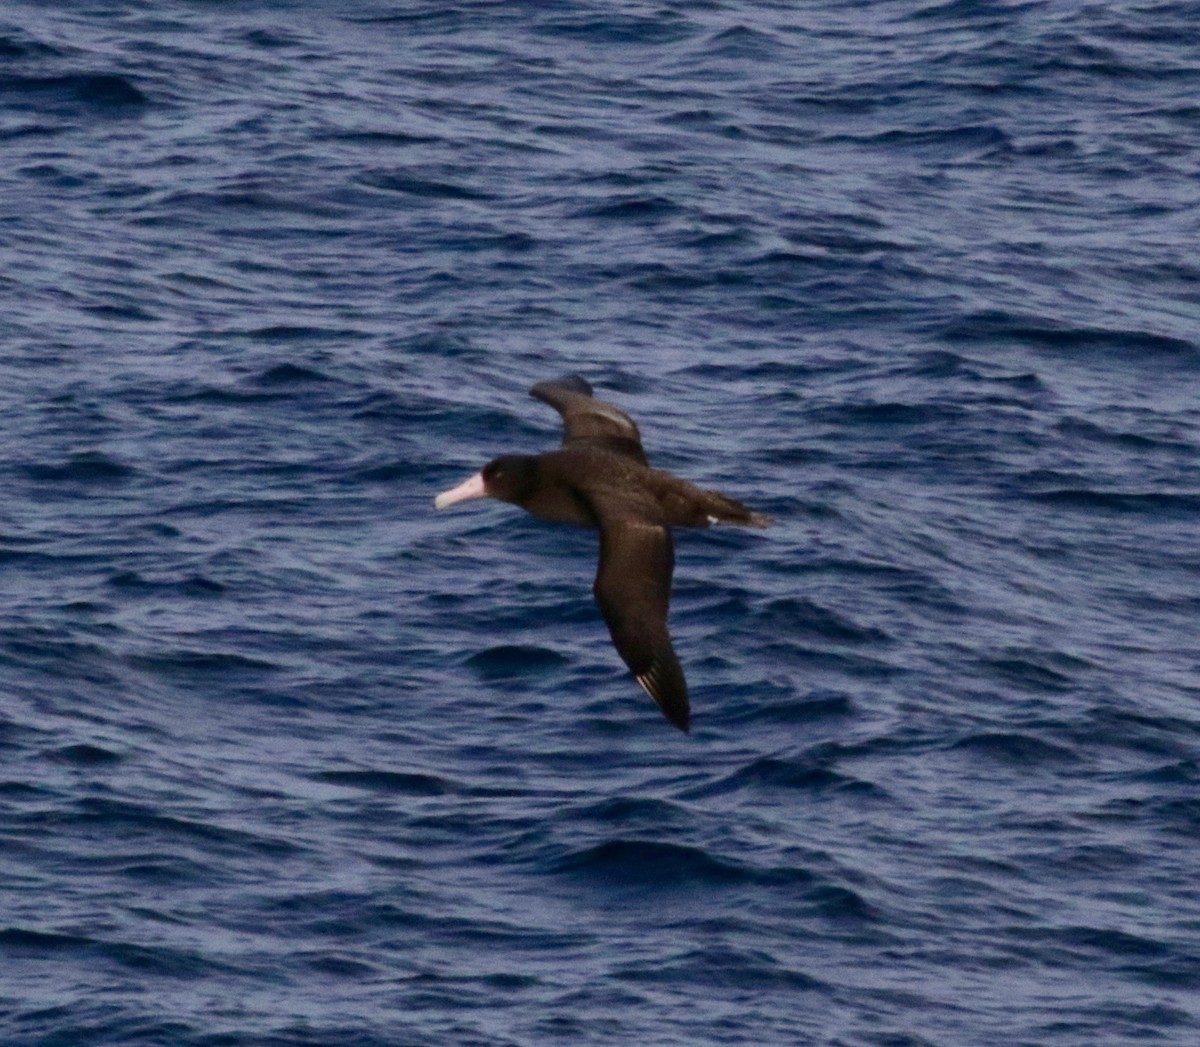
[591,513,689,732]
[530,375,648,465]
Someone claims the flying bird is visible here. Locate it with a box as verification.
[434,376,771,732]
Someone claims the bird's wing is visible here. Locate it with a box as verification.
[530,376,648,465]
[590,512,689,732]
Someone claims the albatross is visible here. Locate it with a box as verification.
[434,375,771,732]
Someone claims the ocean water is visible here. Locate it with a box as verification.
[2,1,1199,1044]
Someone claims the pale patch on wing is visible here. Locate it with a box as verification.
[635,666,661,700]
[530,376,648,464]
[588,400,638,431]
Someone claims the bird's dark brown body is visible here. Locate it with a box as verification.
[494,448,760,530]
[434,376,771,732]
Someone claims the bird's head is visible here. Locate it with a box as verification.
[434,455,538,510]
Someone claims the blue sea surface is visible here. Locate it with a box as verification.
[2,1,1199,1044]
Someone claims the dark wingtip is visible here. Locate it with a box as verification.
[657,693,690,732]
[558,374,593,396]
[530,374,593,401]
[635,665,690,733]
[660,704,691,733]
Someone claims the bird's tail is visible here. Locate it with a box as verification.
[651,471,774,528]
[700,489,774,528]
